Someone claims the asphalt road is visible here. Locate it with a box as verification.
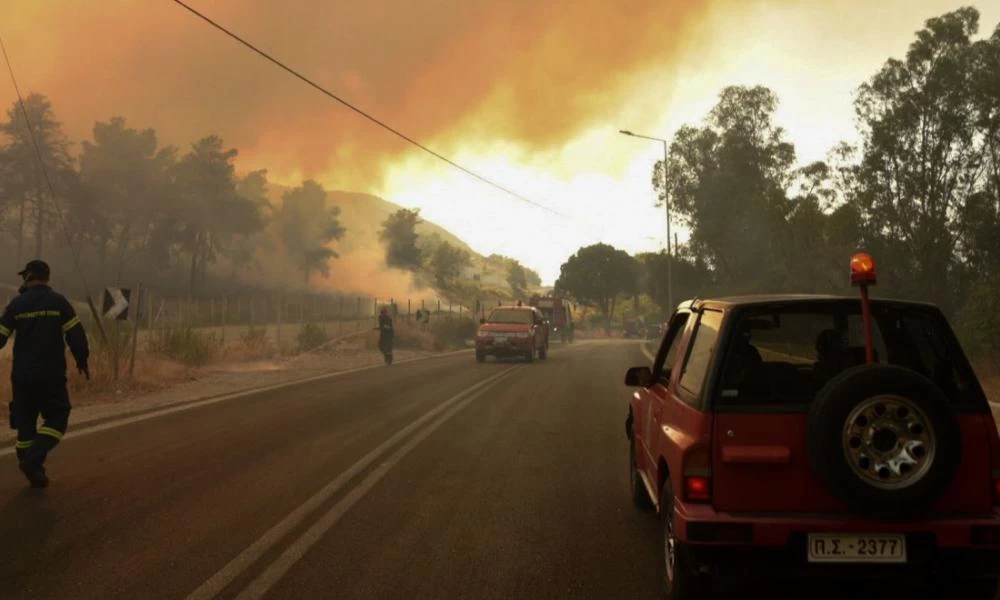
[0,340,667,600]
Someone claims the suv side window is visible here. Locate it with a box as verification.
[655,312,690,382]
[678,310,723,399]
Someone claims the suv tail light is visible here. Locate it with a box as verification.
[685,476,710,502]
[683,446,712,503]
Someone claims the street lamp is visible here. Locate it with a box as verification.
[620,129,673,311]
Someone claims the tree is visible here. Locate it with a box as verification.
[637,250,710,314]
[274,179,345,284]
[555,243,638,333]
[428,241,470,289]
[0,93,72,262]
[78,117,176,281]
[379,208,424,271]
[486,254,542,295]
[173,135,262,294]
[853,7,986,310]
[657,85,795,289]
[506,261,529,298]
[229,169,272,277]
[525,267,542,288]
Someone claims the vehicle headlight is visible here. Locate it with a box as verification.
[478,330,493,337]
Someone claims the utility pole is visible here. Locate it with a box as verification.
[620,130,673,311]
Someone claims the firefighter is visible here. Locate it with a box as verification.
[376,307,394,366]
[1,260,89,488]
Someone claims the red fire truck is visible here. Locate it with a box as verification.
[529,295,574,343]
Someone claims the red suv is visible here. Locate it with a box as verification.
[476,306,549,363]
[624,256,1000,598]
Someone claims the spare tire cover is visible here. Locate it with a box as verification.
[807,364,961,516]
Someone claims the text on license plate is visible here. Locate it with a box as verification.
[807,534,906,563]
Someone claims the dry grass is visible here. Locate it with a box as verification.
[0,318,463,422]
[0,348,194,414]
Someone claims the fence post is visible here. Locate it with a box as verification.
[276,295,283,352]
[221,296,227,345]
[407,299,411,322]
[317,296,325,333]
[128,282,142,378]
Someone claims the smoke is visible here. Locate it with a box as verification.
[318,246,422,302]
[1,0,725,188]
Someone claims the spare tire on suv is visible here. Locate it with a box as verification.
[807,364,961,516]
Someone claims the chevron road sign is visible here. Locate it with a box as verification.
[102,287,131,321]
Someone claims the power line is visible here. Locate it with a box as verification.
[171,0,565,218]
[0,34,108,341]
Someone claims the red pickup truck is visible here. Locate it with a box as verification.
[624,254,1000,598]
[475,306,549,363]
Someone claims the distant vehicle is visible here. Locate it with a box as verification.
[476,306,549,363]
[529,295,574,343]
[624,253,1000,598]
[622,319,643,339]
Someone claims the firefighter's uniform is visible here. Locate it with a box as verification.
[1,262,89,487]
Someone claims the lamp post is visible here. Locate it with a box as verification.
[620,129,672,311]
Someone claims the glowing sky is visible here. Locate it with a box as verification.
[2,0,996,284]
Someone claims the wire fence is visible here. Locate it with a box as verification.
[40,290,502,351]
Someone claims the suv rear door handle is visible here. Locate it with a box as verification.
[720,446,792,464]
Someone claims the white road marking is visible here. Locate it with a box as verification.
[641,342,655,362]
[0,349,472,459]
[184,365,520,600]
[233,369,515,600]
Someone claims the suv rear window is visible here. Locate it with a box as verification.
[715,302,981,408]
[678,310,723,398]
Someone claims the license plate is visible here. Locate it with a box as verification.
[493,336,507,345]
[807,534,906,563]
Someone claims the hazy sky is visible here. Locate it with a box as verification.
[2,1,997,284]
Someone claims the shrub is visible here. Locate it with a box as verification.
[297,323,330,352]
[240,326,269,350]
[429,317,478,350]
[149,327,218,366]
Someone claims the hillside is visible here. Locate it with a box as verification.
[266,185,502,300]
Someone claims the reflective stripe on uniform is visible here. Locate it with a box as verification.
[15,440,34,449]
[37,426,63,440]
[0,324,10,337]
[62,316,81,332]
[15,310,60,320]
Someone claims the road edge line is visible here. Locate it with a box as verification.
[0,348,472,459]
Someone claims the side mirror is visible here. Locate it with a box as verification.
[624,366,654,387]
[479,318,486,325]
